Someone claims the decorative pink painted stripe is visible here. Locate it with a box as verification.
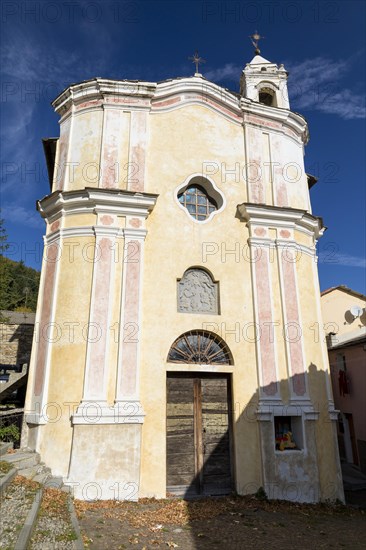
[119,241,141,397]
[86,237,113,399]
[75,99,103,111]
[249,161,265,203]
[255,247,278,396]
[281,254,306,396]
[34,243,58,396]
[105,97,150,107]
[153,97,181,108]
[203,98,242,121]
[276,180,288,207]
[129,112,147,193]
[246,115,282,130]
[271,139,289,207]
[101,110,119,189]
[247,127,265,204]
[244,115,297,139]
[152,94,242,121]
[56,119,70,191]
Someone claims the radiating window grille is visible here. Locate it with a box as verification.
[168,330,232,365]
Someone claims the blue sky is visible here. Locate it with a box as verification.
[1,0,365,293]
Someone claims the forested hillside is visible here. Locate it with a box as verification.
[0,256,40,312]
[0,213,40,313]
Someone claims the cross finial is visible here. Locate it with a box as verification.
[249,31,265,55]
[189,51,206,75]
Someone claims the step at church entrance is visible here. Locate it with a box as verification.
[166,373,233,497]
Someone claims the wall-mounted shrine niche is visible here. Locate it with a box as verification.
[177,268,219,314]
[274,416,303,452]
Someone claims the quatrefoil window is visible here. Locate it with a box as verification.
[175,175,225,223]
[178,185,217,221]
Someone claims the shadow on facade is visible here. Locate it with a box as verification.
[168,364,344,549]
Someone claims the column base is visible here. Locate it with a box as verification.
[66,422,142,500]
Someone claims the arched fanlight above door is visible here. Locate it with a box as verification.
[167,330,233,365]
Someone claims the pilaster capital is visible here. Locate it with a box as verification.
[123,228,148,241]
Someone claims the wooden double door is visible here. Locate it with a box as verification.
[166,373,233,497]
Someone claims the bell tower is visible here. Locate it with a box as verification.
[240,32,290,109]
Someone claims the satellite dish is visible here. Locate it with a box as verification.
[350,305,363,319]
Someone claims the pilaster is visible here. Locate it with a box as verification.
[114,223,147,422]
[25,231,61,430]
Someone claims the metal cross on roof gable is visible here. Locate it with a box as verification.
[189,51,206,74]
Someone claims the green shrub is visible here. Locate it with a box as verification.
[255,486,268,501]
[0,424,20,442]
[0,460,13,473]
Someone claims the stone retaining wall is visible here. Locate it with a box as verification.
[0,311,35,366]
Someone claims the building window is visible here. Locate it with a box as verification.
[167,330,233,365]
[178,185,217,221]
[274,416,303,451]
[178,268,219,314]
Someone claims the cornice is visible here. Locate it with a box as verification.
[240,97,309,144]
[52,78,158,117]
[151,76,242,123]
[37,188,158,224]
[237,202,325,239]
[51,76,308,143]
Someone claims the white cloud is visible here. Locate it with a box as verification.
[3,204,43,229]
[1,35,107,87]
[0,31,109,198]
[318,251,366,268]
[286,57,366,120]
[203,55,365,120]
[205,63,241,82]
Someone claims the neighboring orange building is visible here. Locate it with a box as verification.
[321,286,366,474]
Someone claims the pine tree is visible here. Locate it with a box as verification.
[0,211,9,254]
[0,213,12,311]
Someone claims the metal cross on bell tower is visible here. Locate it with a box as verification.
[249,31,265,55]
[189,51,206,75]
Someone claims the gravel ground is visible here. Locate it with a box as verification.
[29,488,78,550]
[77,495,366,550]
[0,475,40,550]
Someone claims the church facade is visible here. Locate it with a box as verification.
[23,50,344,502]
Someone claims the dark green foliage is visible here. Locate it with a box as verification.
[0,216,40,312]
[0,213,9,254]
[0,424,20,443]
[0,460,13,473]
[0,256,40,311]
[255,486,268,501]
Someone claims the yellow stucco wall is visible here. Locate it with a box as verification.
[27,90,343,500]
[38,235,94,472]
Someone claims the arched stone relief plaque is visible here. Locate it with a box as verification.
[177,268,219,314]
